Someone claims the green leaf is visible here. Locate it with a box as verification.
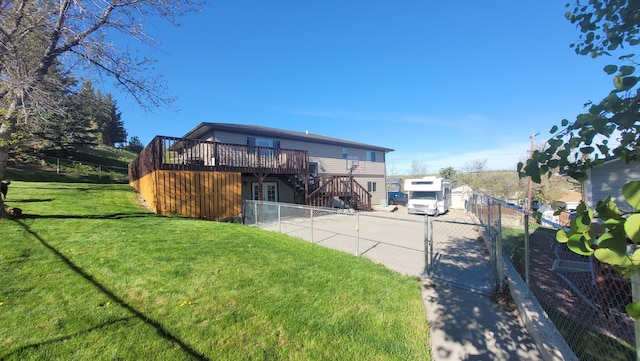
[626,302,640,320]
[623,181,640,210]
[550,125,558,133]
[614,75,625,90]
[580,146,595,154]
[597,232,628,253]
[594,247,630,266]
[572,207,592,233]
[603,64,618,74]
[595,196,622,219]
[557,229,569,243]
[619,65,635,76]
[567,233,594,255]
[625,214,640,244]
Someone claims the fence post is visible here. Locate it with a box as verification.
[310,208,314,242]
[278,204,282,233]
[633,271,640,361]
[423,215,429,276]
[57,158,60,173]
[254,201,258,226]
[486,197,491,234]
[496,203,504,291]
[98,165,102,179]
[524,213,530,289]
[355,212,360,256]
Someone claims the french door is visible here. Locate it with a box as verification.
[252,182,278,202]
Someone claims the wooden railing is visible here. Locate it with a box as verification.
[306,176,372,211]
[129,136,309,182]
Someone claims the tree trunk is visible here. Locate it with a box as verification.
[0,99,19,218]
[0,134,11,218]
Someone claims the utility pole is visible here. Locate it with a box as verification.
[526,132,539,211]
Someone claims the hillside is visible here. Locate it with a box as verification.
[5,145,138,183]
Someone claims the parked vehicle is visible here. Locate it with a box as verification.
[387,191,408,206]
[404,176,452,216]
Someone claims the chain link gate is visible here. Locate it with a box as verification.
[424,217,499,295]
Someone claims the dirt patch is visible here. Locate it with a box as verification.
[491,279,517,313]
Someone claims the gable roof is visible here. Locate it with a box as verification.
[181,122,394,153]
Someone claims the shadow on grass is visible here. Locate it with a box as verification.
[19,212,158,220]
[5,219,209,361]
[4,198,55,203]
[2,317,137,358]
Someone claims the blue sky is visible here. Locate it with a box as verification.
[109,1,615,173]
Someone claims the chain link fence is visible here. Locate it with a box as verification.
[243,200,429,276]
[9,154,129,182]
[466,193,639,361]
[244,198,639,360]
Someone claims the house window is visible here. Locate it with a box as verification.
[309,162,318,177]
[367,181,377,192]
[342,148,348,159]
[366,151,376,162]
[247,137,280,155]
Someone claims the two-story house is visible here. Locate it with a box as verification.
[128,122,393,221]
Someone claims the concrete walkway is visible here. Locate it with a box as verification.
[254,205,548,360]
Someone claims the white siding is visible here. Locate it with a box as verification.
[586,159,640,213]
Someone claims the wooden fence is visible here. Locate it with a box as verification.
[130,170,242,221]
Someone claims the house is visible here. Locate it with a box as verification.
[584,158,640,213]
[552,190,582,212]
[386,177,402,192]
[128,123,393,220]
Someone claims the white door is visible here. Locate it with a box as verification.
[252,182,278,202]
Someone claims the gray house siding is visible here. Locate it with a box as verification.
[194,127,389,204]
[585,159,640,213]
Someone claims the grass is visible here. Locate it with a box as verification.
[6,145,137,184]
[0,178,431,360]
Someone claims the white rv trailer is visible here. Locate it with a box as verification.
[405,176,452,216]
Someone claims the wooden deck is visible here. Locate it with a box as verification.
[128,136,371,219]
[129,136,310,181]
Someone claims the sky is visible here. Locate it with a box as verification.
[106,1,617,174]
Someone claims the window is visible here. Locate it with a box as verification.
[366,151,376,162]
[247,137,280,155]
[342,148,348,159]
[367,181,377,192]
[309,162,318,177]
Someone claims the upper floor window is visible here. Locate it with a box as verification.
[247,137,280,155]
[342,148,348,159]
[366,151,376,162]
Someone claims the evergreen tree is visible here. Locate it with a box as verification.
[125,136,145,153]
[97,94,127,146]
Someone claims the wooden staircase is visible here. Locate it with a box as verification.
[305,176,372,211]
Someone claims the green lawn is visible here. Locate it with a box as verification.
[1,180,431,360]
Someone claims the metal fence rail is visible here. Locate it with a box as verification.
[466,193,638,361]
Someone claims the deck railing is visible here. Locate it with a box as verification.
[129,136,309,181]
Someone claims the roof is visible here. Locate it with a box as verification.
[556,191,582,203]
[180,122,394,153]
